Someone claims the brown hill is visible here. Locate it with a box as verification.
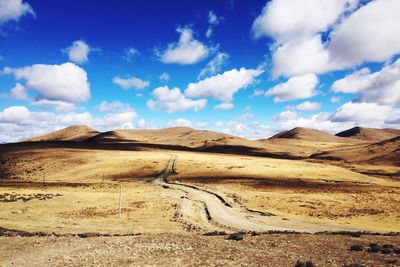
[23,125,99,142]
[87,127,266,149]
[313,136,400,165]
[269,127,343,142]
[335,126,400,141]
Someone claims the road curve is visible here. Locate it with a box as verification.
[155,155,360,233]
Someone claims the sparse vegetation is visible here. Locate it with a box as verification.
[294,260,314,267]
[226,233,243,241]
[350,245,363,252]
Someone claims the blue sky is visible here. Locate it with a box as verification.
[0,0,399,142]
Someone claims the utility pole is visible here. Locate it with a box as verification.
[118,183,122,218]
[42,172,45,188]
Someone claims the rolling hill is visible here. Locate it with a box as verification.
[335,126,400,141]
[268,127,344,142]
[23,125,99,142]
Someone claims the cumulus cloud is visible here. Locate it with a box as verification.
[0,0,34,25]
[265,73,319,102]
[96,101,134,113]
[214,102,234,110]
[331,102,400,125]
[296,101,321,111]
[252,0,354,41]
[273,110,299,122]
[5,62,90,102]
[185,68,263,102]
[159,72,170,82]
[123,47,139,62]
[10,83,28,100]
[331,59,400,105]
[167,118,192,127]
[0,105,30,124]
[329,0,400,67]
[113,76,149,90]
[213,113,274,139]
[253,0,400,77]
[31,99,76,112]
[158,27,209,65]
[64,40,92,64]
[198,52,229,79]
[147,86,207,113]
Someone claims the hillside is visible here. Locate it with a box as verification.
[23,125,99,142]
[87,127,274,150]
[313,136,400,165]
[335,126,400,141]
[269,127,344,142]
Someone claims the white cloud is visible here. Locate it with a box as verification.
[64,40,91,64]
[214,102,234,110]
[158,27,209,65]
[113,76,149,90]
[96,101,134,113]
[0,0,34,25]
[271,35,332,77]
[330,96,341,103]
[5,62,90,102]
[0,105,30,124]
[213,113,273,140]
[10,83,27,100]
[123,47,139,62]
[185,68,263,102]
[296,101,321,111]
[274,110,299,122]
[253,0,400,77]
[252,0,354,41]
[198,52,229,79]
[167,118,192,127]
[329,0,400,67]
[159,72,170,82]
[31,99,75,112]
[265,73,318,102]
[147,86,207,113]
[331,102,400,126]
[331,59,400,105]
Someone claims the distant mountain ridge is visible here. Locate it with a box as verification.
[14,124,400,166]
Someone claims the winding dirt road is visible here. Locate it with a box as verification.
[155,155,360,233]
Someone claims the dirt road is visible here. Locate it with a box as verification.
[155,155,360,233]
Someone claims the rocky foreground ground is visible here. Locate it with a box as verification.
[1,233,399,266]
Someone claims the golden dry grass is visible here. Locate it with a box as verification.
[0,181,183,234]
[1,148,170,182]
[1,145,399,234]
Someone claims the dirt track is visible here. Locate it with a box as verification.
[155,155,362,233]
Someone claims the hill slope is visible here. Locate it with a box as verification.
[313,136,400,165]
[23,125,99,142]
[335,127,400,141]
[87,127,266,149]
[269,127,343,142]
